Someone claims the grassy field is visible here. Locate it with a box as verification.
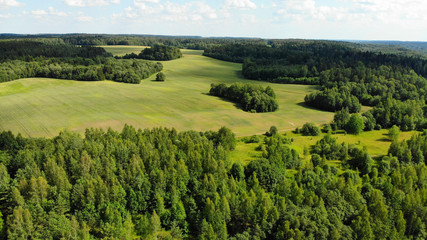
[100,45,148,56]
[231,129,419,166]
[0,49,333,138]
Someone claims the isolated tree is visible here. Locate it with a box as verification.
[156,72,166,81]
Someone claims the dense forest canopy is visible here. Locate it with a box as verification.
[0,126,425,239]
[0,41,163,84]
[0,40,111,60]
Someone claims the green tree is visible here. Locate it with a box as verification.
[346,114,364,135]
[7,206,34,240]
[156,72,166,81]
[301,122,321,136]
[388,125,400,142]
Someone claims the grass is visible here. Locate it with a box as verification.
[100,45,148,56]
[230,129,419,166]
[0,49,333,138]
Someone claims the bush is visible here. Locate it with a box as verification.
[301,123,321,136]
[156,72,166,81]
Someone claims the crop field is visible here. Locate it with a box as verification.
[0,49,333,137]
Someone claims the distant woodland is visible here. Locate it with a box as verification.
[204,40,427,131]
[0,41,163,84]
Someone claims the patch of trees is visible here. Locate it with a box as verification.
[300,123,321,136]
[0,126,425,239]
[209,83,278,112]
[0,58,163,84]
[304,88,362,113]
[0,40,111,60]
[122,44,182,61]
[0,41,162,84]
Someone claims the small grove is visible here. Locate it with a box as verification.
[122,45,182,61]
[209,83,278,113]
[0,125,425,239]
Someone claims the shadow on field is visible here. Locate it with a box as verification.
[377,137,391,142]
[296,102,330,112]
[234,70,244,79]
[202,92,243,110]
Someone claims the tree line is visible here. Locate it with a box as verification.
[209,83,278,112]
[0,41,163,84]
[0,125,425,239]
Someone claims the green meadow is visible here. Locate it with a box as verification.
[231,129,419,166]
[0,49,333,138]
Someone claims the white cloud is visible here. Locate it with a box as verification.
[48,7,68,17]
[277,0,427,23]
[0,13,12,18]
[77,15,94,22]
[0,0,23,8]
[195,2,217,19]
[31,10,48,19]
[241,14,256,24]
[134,0,160,3]
[225,0,257,10]
[128,1,217,21]
[64,0,120,7]
[31,7,68,19]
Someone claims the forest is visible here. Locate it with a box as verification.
[0,41,163,84]
[0,125,425,239]
[209,83,278,113]
[0,35,426,239]
[204,41,427,131]
[122,45,182,61]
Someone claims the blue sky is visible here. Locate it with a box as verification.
[0,0,426,40]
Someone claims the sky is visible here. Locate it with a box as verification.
[0,0,426,41]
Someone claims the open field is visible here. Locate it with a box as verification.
[231,129,419,166]
[0,49,333,138]
[100,45,149,56]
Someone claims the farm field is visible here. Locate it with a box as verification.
[0,49,333,137]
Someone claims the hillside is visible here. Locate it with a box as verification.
[0,49,333,137]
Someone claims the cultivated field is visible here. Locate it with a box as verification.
[0,49,333,137]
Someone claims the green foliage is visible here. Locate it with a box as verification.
[388,125,400,141]
[0,40,111,60]
[305,88,361,113]
[156,72,166,81]
[301,123,321,136]
[123,44,182,61]
[209,83,278,112]
[0,41,163,84]
[345,114,365,135]
[0,126,425,239]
